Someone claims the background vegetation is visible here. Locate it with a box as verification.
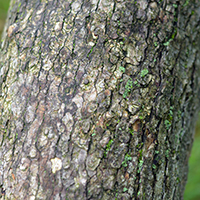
[0,1,9,36]
[184,115,200,200]
[0,1,199,199]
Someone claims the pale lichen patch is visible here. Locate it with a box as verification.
[62,112,74,132]
[86,153,101,171]
[29,146,37,158]
[96,79,105,94]
[36,5,45,15]
[38,134,48,147]
[72,93,83,109]
[54,22,63,32]
[74,176,87,188]
[25,103,37,123]
[84,87,97,102]
[107,75,117,89]
[30,196,36,200]
[20,158,30,171]
[88,41,95,46]
[21,9,33,30]
[99,0,114,14]
[114,69,123,80]
[4,149,12,162]
[51,157,62,174]
[43,57,53,71]
[11,97,25,118]
[71,1,82,13]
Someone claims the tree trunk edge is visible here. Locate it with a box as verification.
[0,0,200,199]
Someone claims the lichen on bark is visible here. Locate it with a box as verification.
[0,0,200,199]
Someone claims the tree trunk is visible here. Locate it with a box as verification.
[0,0,200,199]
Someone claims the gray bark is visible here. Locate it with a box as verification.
[0,0,200,199]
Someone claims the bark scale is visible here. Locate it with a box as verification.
[0,0,200,199]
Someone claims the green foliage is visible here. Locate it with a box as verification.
[165,107,173,130]
[140,68,149,77]
[123,79,133,98]
[119,66,125,73]
[129,128,134,136]
[122,154,132,167]
[87,44,96,57]
[171,28,177,39]
[137,160,143,173]
[169,107,173,118]
[183,0,190,7]
[163,39,173,46]
[123,187,128,192]
[117,20,121,26]
[107,139,113,149]
[138,149,143,160]
[152,164,156,169]
[164,120,171,130]
[139,116,143,120]
[184,116,200,200]
[0,1,9,17]
[104,139,113,157]
[17,3,21,12]
[0,0,10,37]
[134,80,140,87]
[165,150,169,158]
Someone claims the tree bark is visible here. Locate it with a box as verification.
[0,0,200,199]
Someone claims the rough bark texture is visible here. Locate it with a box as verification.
[0,0,200,199]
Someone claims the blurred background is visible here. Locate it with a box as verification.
[185,115,200,200]
[0,1,9,37]
[0,1,200,199]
